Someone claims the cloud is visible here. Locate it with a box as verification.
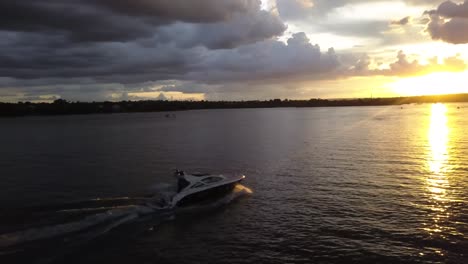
[0,0,265,42]
[186,33,341,84]
[92,0,260,22]
[275,0,315,20]
[426,0,468,44]
[0,0,467,102]
[391,16,411,25]
[0,32,200,80]
[0,0,285,48]
[405,0,447,6]
[274,1,436,52]
[275,0,442,21]
[0,0,286,81]
[154,11,286,49]
[318,20,390,38]
[435,0,468,17]
[0,30,340,83]
[2,30,465,102]
[0,31,342,101]
[158,83,219,95]
[350,50,467,76]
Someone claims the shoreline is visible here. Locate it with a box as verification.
[1,93,467,117]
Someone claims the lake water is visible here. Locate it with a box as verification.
[0,104,467,263]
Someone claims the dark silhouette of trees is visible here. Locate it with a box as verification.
[1,94,468,117]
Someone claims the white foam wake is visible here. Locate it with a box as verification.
[0,184,252,248]
[0,205,155,248]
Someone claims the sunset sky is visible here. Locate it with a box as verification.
[1,0,467,102]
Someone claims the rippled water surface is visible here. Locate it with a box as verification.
[0,104,467,263]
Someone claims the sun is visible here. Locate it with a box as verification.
[387,71,468,96]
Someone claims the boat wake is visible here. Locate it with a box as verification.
[0,184,251,252]
[0,205,156,248]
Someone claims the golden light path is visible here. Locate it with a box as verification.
[424,103,451,236]
[428,104,449,176]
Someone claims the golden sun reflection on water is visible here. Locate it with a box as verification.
[428,104,449,176]
[424,103,451,237]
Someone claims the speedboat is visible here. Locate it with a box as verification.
[170,170,245,207]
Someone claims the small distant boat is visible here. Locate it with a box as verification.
[170,170,245,207]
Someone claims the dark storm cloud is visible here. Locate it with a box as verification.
[152,11,286,49]
[185,33,341,84]
[91,0,260,22]
[1,32,341,85]
[0,1,155,42]
[0,0,263,42]
[0,31,348,102]
[426,0,468,44]
[0,31,199,80]
[1,0,466,102]
[0,0,286,82]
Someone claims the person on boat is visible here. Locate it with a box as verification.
[175,170,189,192]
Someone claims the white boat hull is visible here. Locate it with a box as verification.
[170,173,245,207]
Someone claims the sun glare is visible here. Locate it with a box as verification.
[428,104,449,175]
[423,103,453,235]
[389,71,468,96]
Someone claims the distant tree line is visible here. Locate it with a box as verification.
[1,94,468,117]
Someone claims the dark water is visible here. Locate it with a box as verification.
[0,104,467,263]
